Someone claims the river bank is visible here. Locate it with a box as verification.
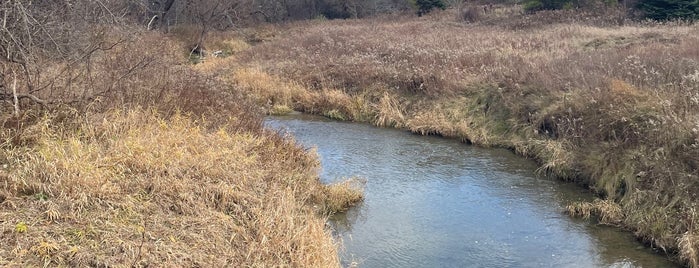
[228,9,699,266]
[0,28,362,266]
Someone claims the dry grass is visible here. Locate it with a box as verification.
[681,231,699,268]
[0,109,360,267]
[374,92,406,128]
[0,26,365,267]
[567,199,624,225]
[322,178,365,214]
[232,10,699,266]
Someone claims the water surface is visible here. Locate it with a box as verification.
[265,114,677,268]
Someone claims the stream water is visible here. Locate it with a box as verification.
[265,114,678,268]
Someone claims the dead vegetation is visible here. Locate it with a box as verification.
[0,16,363,268]
[0,109,364,266]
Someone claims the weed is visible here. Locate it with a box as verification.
[14,222,27,233]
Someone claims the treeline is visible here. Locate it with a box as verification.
[523,0,699,20]
[140,0,414,30]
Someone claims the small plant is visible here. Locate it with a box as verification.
[323,178,365,213]
[324,109,347,121]
[35,192,48,201]
[269,105,294,115]
[15,222,27,233]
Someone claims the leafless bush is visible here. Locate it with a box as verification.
[0,0,136,114]
[460,4,484,22]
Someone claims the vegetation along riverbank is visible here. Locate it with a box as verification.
[1,0,697,266]
[230,8,699,267]
[0,1,363,266]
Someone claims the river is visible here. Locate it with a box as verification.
[265,114,678,268]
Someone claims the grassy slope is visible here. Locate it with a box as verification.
[0,29,362,266]
[230,9,699,266]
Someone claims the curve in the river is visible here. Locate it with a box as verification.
[265,114,678,268]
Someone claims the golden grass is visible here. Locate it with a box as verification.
[374,92,406,128]
[680,231,699,268]
[567,199,624,225]
[233,67,307,109]
[407,108,456,137]
[322,178,365,214]
[269,104,295,115]
[0,108,360,267]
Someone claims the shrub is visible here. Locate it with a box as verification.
[460,5,484,22]
[415,0,447,16]
[637,0,699,20]
[523,0,571,11]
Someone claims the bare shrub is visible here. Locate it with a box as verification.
[460,5,484,22]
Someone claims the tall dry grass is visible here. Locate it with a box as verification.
[0,109,356,266]
[233,11,699,266]
[0,27,363,267]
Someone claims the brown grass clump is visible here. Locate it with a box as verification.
[567,199,624,225]
[407,108,457,137]
[374,92,406,128]
[233,68,308,110]
[680,231,699,268]
[322,178,365,214]
[0,109,348,267]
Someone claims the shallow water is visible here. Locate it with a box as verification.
[265,114,678,268]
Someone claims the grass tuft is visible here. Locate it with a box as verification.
[322,178,365,214]
[567,199,624,225]
[679,231,699,267]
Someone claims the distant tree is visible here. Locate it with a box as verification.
[637,0,699,20]
[522,0,571,11]
[174,0,251,55]
[415,0,446,16]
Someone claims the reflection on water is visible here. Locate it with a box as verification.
[265,114,677,268]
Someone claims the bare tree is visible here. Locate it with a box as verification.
[175,0,251,56]
[146,0,177,30]
[0,0,140,114]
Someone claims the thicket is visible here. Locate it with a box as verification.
[521,0,699,21]
[637,0,699,20]
[414,0,448,16]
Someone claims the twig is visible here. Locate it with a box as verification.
[132,220,147,268]
[147,15,159,31]
[12,70,18,116]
